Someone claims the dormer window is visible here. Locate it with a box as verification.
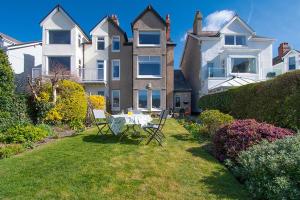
[97,37,105,50]
[138,31,160,46]
[225,35,246,46]
[49,30,71,44]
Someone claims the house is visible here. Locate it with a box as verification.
[180,11,275,112]
[0,32,21,50]
[39,4,176,112]
[273,42,300,75]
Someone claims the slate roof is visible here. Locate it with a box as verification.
[174,70,192,92]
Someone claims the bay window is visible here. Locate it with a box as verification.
[152,90,161,109]
[138,90,147,109]
[138,56,161,77]
[231,58,256,73]
[139,31,160,46]
[49,30,70,44]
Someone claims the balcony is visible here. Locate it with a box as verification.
[208,67,226,78]
[78,68,106,83]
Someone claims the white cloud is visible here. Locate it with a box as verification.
[180,33,187,42]
[203,10,235,31]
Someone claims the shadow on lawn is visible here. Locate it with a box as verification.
[82,134,142,145]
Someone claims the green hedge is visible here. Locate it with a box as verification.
[199,70,300,130]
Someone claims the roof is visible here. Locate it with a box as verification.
[174,70,192,92]
[273,49,300,65]
[0,32,21,44]
[6,41,42,50]
[209,76,259,93]
[40,4,90,41]
[131,5,167,30]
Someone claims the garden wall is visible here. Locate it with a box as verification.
[199,70,300,130]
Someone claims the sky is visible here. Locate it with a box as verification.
[1,0,300,67]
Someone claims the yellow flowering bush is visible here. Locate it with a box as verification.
[89,95,106,110]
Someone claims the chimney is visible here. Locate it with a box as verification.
[193,11,203,35]
[111,14,119,26]
[278,42,291,58]
[166,14,171,41]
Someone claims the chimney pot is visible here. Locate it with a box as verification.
[166,14,171,41]
[193,11,203,35]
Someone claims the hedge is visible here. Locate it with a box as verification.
[199,70,300,130]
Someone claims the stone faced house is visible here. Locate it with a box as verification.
[39,5,176,112]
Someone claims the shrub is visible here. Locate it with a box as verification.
[227,135,300,200]
[0,49,14,98]
[0,144,24,159]
[199,110,234,136]
[199,70,300,130]
[89,95,105,110]
[2,124,48,143]
[36,124,55,137]
[213,119,295,161]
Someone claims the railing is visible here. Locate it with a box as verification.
[208,67,226,78]
[78,68,105,83]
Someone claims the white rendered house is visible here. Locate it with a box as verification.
[181,12,275,111]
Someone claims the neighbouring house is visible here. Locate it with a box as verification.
[39,4,176,112]
[173,70,192,115]
[180,11,275,112]
[0,32,21,50]
[273,42,300,75]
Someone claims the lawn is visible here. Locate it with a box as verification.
[0,119,249,200]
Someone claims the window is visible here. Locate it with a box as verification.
[138,56,161,77]
[138,90,147,109]
[111,90,120,110]
[208,62,225,78]
[78,35,81,47]
[112,36,120,52]
[225,35,246,46]
[49,30,71,44]
[139,31,160,46]
[32,68,41,80]
[225,35,235,45]
[48,56,71,73]
[289,57,296,70]
[231,58,256,73]
[175,96,181,108]
[152,90,161,109]
[112,60,120,80]
[97,91,105,96]
[97,60,105,80]
[97,37,105,50]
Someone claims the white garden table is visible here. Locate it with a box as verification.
[108,114,152,135]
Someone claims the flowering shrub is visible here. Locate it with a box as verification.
[199,110,234,136]
[89,95,106,110]
[227,135,300,200]
[213,119,295,161]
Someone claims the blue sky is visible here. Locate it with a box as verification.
[1,0,300,67]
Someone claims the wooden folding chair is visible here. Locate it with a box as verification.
[143,110,168,146]
[92,109,112,135]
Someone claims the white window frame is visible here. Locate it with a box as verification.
[97,90,105,96]
[32,68,41,81]
[111,36,120,52]
[137,55,162,78]
[151,90,161,110]
[47,30,71,45]
[96,36,105,51]
[137,90,148,110]
[111,90,120,111]
[96,60,106,81]
[138,30,161,47]
[47,56,71,75]
[288,56,296,70]
[229,56,258,74]
[112,59,120,80]
[224,35,247,46]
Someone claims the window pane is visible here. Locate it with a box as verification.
[97,37,105,50]
[97,60,104,80]
[236,36,246,45]
[112,90,120,108]
[112,37,120,51]
[289,57,296,70]
[49,30,70,44]
[112,60,120,79]
[48,57,71,73]
[232,58,256,73]
[139,31,160,45]
[97,91,105,96]
[175,96,180,108]
[139,63,160,76]
[138,90,147,108]
[152,90,160,109]
[225,35,234,45]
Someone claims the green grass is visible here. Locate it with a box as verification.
[0,119,249,200]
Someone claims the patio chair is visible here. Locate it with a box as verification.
[92,109,112,135]
[143,110,168,146]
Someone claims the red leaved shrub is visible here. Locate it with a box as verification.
[213,119,295,161]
